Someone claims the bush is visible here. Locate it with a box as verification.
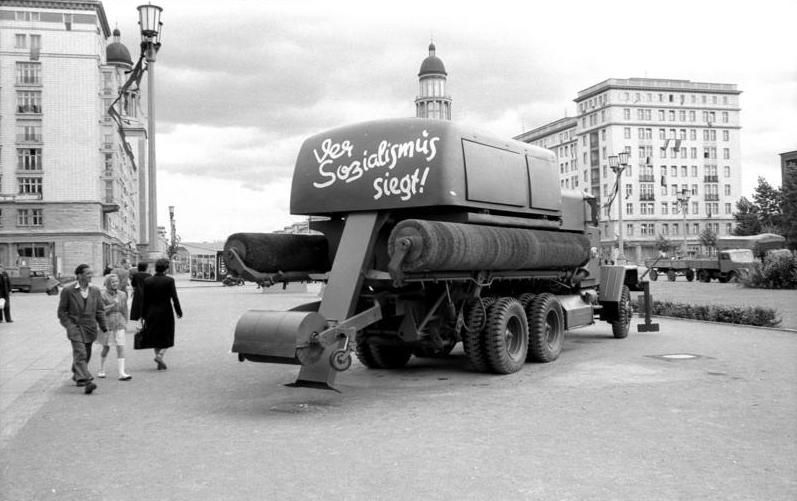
[650,300,781,328]
[740,251,797,289]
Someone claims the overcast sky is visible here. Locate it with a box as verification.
[106,0,797,243]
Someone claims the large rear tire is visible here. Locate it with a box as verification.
[611,285,632,339]
[369,345,412,369]
[483,297,528,374]
[462,297,495,372]
[526,293,565,363]
[685,269,695,282]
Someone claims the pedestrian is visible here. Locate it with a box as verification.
[129,262,150,322]
[112,258,131,293]
[0,264,12,323]
[142,258,182,370]
[57,264,108,394]
[97,274,132,381]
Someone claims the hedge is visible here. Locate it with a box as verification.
[644,300,781,328]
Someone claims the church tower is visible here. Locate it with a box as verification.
[415,43,452,120]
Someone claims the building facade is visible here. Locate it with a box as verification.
[516,78,742,263]
[415,43,451,120]
[0,0,145,277]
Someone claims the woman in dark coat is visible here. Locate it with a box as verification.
[129,262,150,321]
[142,258,182,370]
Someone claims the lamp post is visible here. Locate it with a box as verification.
[677,189,691,257]
[138,3,163,259]
[608,151,630,264]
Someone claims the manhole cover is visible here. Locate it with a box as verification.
[648,353,706,361]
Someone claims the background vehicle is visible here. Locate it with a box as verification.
[645,233,786,282]
[7,266,60,295]
[225,119,640,389]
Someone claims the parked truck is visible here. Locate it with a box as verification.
[224,118,641,389]
[645,233,786,282]
[7,266,60,294]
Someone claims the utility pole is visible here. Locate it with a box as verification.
[677,189,691,257]
[608,152,630,264]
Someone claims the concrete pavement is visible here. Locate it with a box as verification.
[1,278,795,500]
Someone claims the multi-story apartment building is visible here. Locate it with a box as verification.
[0,0,146,277]
[517,78,742,263]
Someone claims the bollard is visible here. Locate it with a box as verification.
[637,281,660,332]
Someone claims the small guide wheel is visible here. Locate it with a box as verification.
[330,349,352,371]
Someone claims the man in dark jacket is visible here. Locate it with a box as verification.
[57,264,107,394]
[129,262,150,321]
[0,264,11,322]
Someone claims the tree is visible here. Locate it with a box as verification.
[698,227,717,256]
[733,196,762,236]
[783,163,797,251]
[752,176,783,233]
[654,234,676,255]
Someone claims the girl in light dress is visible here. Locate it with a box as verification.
[96,274,132,380]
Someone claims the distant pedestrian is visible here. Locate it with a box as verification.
[112,258,131,293]
[142,258,182,370]
[0,264,12,323]
[57,264,108,394]
[97,274,132,381]
[129,262,150,322]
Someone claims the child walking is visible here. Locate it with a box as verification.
[97,274,132,380]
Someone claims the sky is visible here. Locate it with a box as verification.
[105,0,797,243]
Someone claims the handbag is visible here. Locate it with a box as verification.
[133,323,153,350]
[0,298,5,309]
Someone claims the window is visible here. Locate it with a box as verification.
[679,129,687,140]
[641,223,654,236]
[17,91,42,113]
[679,110,686,121]
[30,34,41,50]
[693,223,699,235]
[671,184,678,195]
[17,209,43,226]
[723,130,729,141]
[725,184,731,196]
[661,203,668,215]
[691,165,698,177]
[725,203,732,215]
[625,184,633,197]
[627,224,634,236]
[669,110,675,121]
[17,148,41,170]
[623,108,631,120]
[624,127,631,139]
[671,166,677,177]
[689,111,696,122]
[661,184,668,196]
[724,166,731,177]
[681,166,688,177]
[691,201,699,214]
[641,203,654,215]
[626,203,633,215]
[673,223,679,235]
[723,148,730,159]
[16,62,41,85]
[18,176,43,194]
[725,223,732,234]
[691,184,698,196]
[662,223,669,235]
[16,123,42,142]
[659,128,666,140]
[658,110,665,121]
[15,34,26,48]
[722,111,729,123]
[690,129,697,140]
[690,147,697,159]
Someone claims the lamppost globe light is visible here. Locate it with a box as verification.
[608,155,619,169]
[618,151,630,166]
[137,4,162,39]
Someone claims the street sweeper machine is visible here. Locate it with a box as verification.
[224,118,640,389]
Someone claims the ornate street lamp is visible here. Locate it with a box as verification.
[138,3,163,258]
[608,151,630,264]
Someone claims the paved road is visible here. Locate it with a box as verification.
[1,279,795,500]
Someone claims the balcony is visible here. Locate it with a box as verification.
[704,175,719,183]
[16,134,42,143]
[17,104,42,114]
[639,174,655,182]
[705,194,720,201]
